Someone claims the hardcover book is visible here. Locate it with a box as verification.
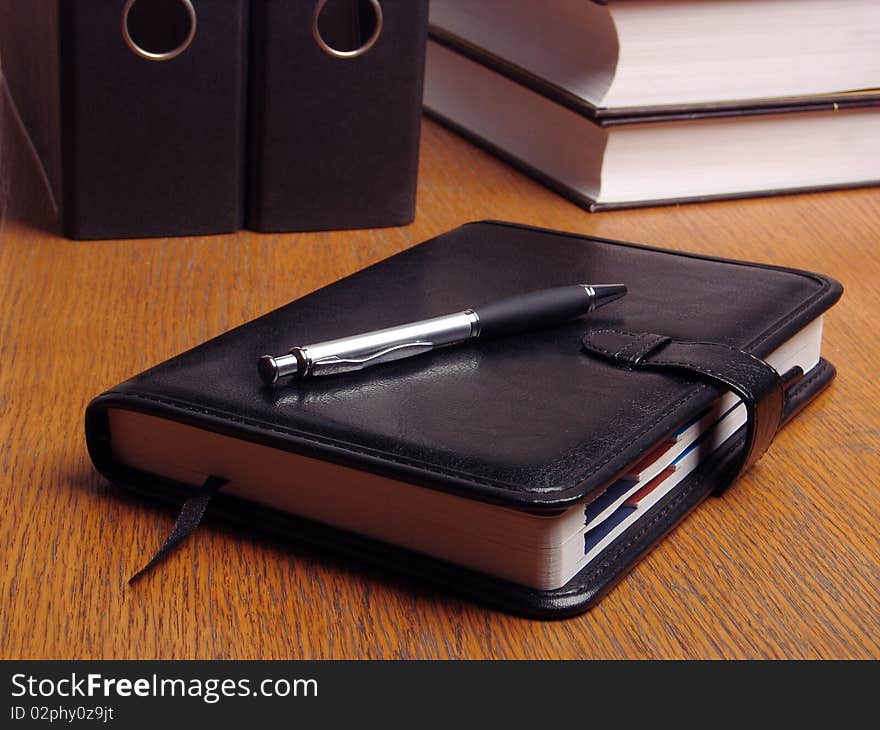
[425,35,880,211]
[85,222,842,616]
[424,36,880,211]
[429,0,880,115]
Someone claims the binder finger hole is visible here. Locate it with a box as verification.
[122,0,197,62]
[313,0,383,59]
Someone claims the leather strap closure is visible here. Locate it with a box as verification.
[582,329,784,495]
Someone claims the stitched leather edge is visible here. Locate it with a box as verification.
[478,221,838,356]
[100,385,711,496]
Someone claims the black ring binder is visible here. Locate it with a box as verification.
[0,0,249,239]
[247,0,429,233]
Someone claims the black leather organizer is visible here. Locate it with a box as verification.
[85,222,843,617]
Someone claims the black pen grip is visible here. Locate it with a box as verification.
[475,285,592,339]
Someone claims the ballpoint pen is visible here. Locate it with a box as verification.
[258,283,627,384]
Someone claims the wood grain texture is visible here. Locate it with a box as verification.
[1,110,878,659]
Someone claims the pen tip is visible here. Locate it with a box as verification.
[258,355,280,386]
[590,284,627,309]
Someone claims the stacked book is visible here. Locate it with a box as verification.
[425,0,880,210]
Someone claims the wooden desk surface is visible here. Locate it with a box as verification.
[1,116,878,660]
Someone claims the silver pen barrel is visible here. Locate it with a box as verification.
[260,309,480,383]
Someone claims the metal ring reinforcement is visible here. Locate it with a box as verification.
[122,0,197,62]
[312,0,383,59]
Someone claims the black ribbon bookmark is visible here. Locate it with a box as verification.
[128,475,228,584]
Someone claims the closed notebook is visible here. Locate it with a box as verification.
[85,222,842,617]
